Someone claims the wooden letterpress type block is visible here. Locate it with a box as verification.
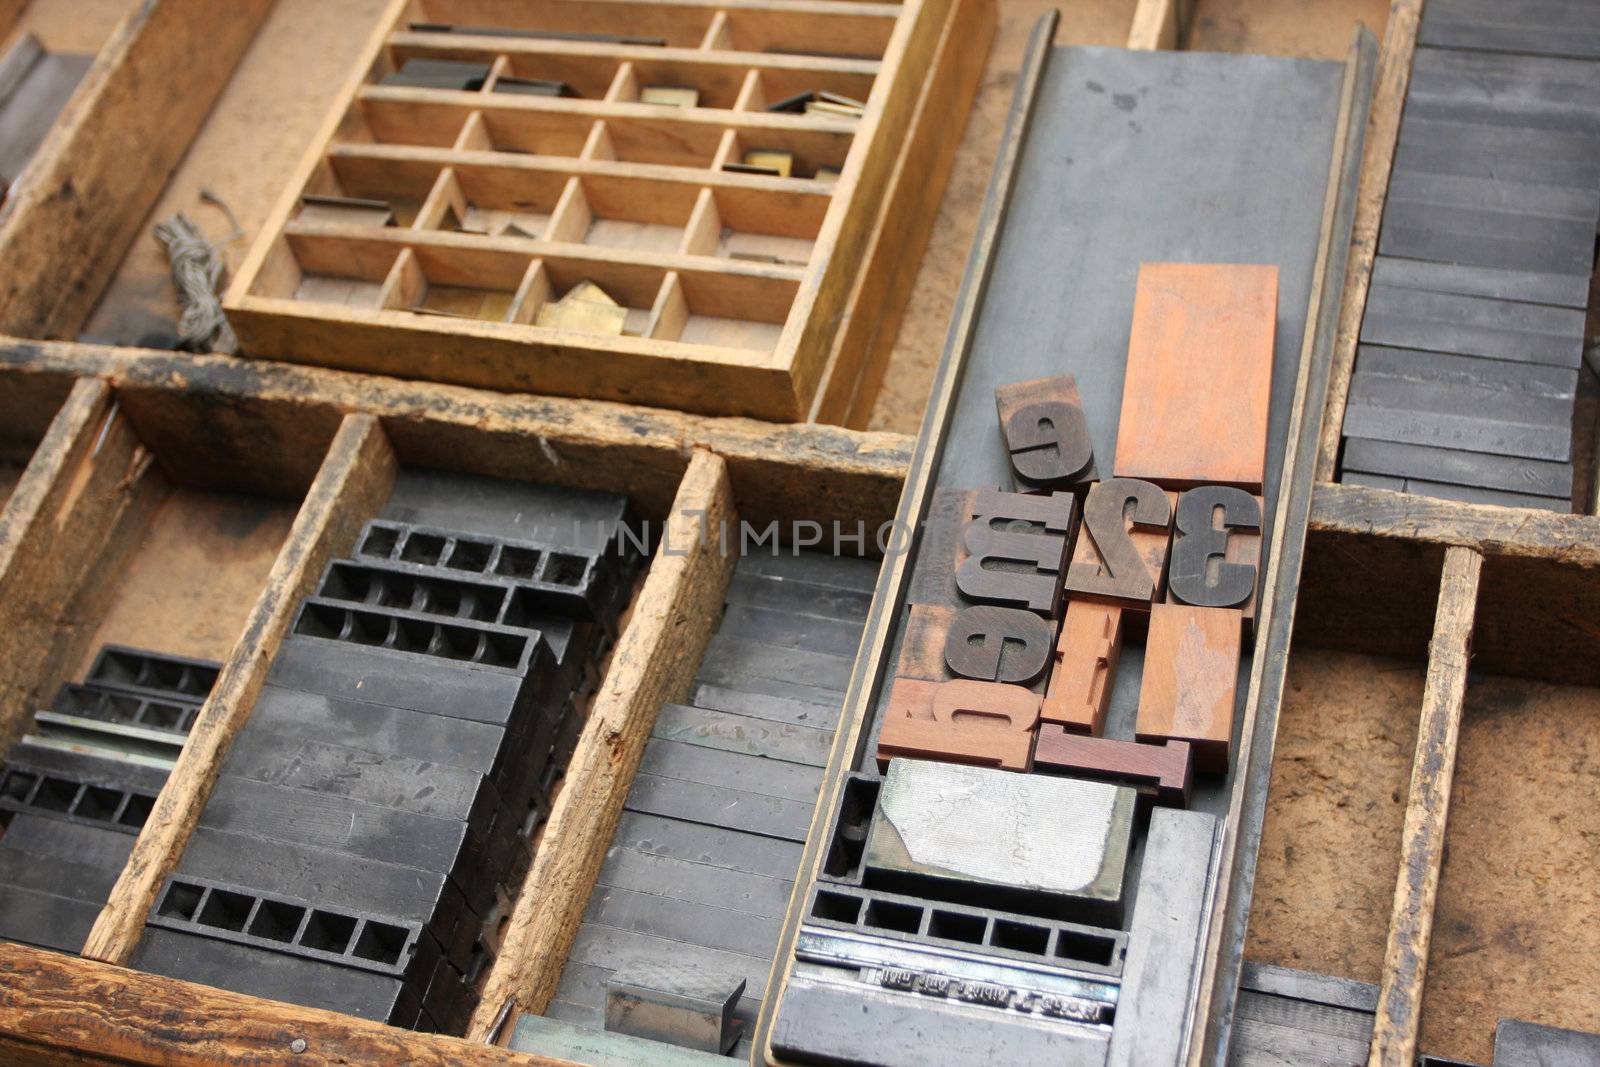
[955,487,1076,616]
[1114,262,1278,492]
[1032,727,1193,807]
[876,678,1040,772]
[995,374,1097,493]
[1064,478,1175,608]
[1040,599,1122,734]
[1167,486,1263,629]
[894,603,955,682]
[896,604,1050,691]
[906,489,975,608]
[942,604,1054,686]
[1135,603,1242,773]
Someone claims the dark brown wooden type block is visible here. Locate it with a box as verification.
[994,374,1097,493]
[1040,599,1121,734]
[943,604,1054,685]
[1032,728,1193,808]
[905,488,976,609]
[1064,479,1175,608]
[1135,603,1242,773]
[876,677,1040,772]
[1114,262,1278,492]
[895,604,1050,691]
[954,487,1077,617]
[1167,486,1263,628]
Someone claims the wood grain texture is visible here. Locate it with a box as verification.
[1312,481,1600,567]
[0,340,912,533]
[1314,0,1424,481]
[0,0,275,339]
[808,0,996,426]
[1114,262,1278,491]
[1033,728,1192,807]
[1040,598,1122,733]
[0,941,569,1067]
[1368,545,1482,1067]
[467,449,737,1039]
[877,676,1040,771]
[1126,0,1189,50]
[81,414,398,964]
[1136,602,1243,773]
[0,379,162,755]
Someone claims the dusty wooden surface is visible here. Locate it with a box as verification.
[1,0,133,53]
[76,488,296,670]
[1244,649,1420,984]
[82,0,397,346]
[1422,673,1600,1064]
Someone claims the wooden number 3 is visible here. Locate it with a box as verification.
[1167,486,1262,608]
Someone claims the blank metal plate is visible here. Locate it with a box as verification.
[864,759,1134,913]
[1360,285,1587,369]
[1419,0,1600,60]
[1370,255,1591,310]
[651,703,834,768]
[1343,436,1573,498]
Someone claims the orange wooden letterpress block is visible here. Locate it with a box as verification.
[877,677,1040,772]
[1040,600,1122,734]
[1113,262,1277,492]
[1135,603,1242,773]
[1064,480,1176,609]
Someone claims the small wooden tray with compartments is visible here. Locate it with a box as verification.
[222,0,989,421]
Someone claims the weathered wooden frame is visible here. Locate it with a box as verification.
[221,0,994,422]
[0,0,275,340]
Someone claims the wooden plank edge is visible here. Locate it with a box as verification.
[1310,481,1600,567]
[806,0,996,426]
[778,0,961,413]
[225,0,412,311]
[0,387,159,754]
[1312,0,1424,482]
[0,377,111,590]
[82,414,399,963]
[1367,545,1482,1067]
[0,941,574,1067]
[1127,0,1191,50]
[0,0,275,339]
[0,338,912,530]
[1191,25,1379,1063]
[468,448,738,1039]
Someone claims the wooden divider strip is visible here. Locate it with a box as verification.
[0,0,275,339]
[1368,544,1483,1067]
[1313,0,1424,481]
[1126,0,1190,50]
[1311,482,1600,568]
[0,379,161,754]
[469,448,738,1040]
[807,0,995,426]
[0,942,568,1067]
[82,414,399,963]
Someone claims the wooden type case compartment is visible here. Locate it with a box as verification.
[0,342,907,1063]
[222,0,992,421]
